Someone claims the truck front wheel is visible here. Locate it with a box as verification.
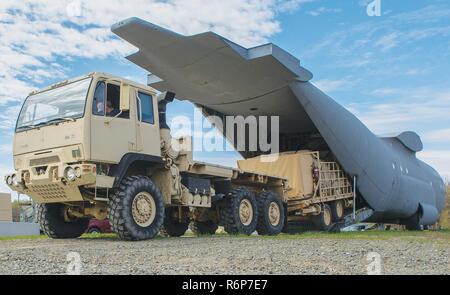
[108,176,165,241]
[220,187,258,235]
[38,204,89,239]
[256,192,285,236]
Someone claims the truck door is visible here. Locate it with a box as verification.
[135,90,160,156]
[90,80,137,162]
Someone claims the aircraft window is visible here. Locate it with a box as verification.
[137,92,155,124]
[392,163,396,170]
[93,82,106,116]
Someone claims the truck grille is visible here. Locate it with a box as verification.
[28,184,68,201]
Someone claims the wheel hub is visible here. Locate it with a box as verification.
[132,192,156,227]
[268,202,281,226]
[239,199,253,226]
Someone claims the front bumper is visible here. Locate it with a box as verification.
[5,163,97,204]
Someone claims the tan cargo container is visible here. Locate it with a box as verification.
[238,151,316,200]
[0,193,12,222]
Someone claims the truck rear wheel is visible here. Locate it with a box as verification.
[313,204,333,231]
[190,221,218,235]
[161,207,189,237]
[220,187,258,235]
[330,200,345,221]
[108,176,165,241]
[256,192,285,236]
[38,204,89,239]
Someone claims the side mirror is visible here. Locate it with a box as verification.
[120,83,130,111]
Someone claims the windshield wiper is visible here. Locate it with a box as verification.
[42,117,76,125]
[17,117,76,131]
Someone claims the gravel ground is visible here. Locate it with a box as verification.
[0,234,449,275]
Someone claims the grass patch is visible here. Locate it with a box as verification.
[80,233,118,239]
[1,230,449,242]
[229,229,450,242]
[0,235,48,241]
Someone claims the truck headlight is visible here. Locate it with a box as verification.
[65,167,77,181]
[12,174,20,186]
[6,176,13,185]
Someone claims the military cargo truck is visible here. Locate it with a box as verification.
[5,73,354,240]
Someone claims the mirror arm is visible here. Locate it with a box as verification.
[104,111,123,125]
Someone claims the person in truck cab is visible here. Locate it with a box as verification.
[106,100,120,117]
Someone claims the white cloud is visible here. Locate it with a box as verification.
[347,86,450,134]
[374,32,399,52]
[369,87,401,96]
[307,7,342,17]
[0,105,22,131]
[0,144,12,155]
[424,128,450,143]
[418,151,450,180]
[0,0,308,108]
[312,78,354,93]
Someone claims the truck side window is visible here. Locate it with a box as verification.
[106,84,130,119]
[93,82,106,116]
[93,82,129,119]
[137,92,155,124]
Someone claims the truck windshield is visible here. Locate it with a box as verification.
[16,78,92,131]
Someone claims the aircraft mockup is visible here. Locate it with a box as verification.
[112,17,446,228]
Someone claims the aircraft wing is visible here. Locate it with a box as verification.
[111,18,317,138]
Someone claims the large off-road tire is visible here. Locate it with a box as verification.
[108,176,165,241]
[256,192,285,236]
[313,204,333,231]
[219,187,258,235]
[330,200,345,222]
[38,203,89,239]
[190,221,218,236]
[161,207,189,237]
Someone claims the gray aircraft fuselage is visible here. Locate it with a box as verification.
[112,17,446,227]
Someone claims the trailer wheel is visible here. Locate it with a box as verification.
[330,200,345,221]
[256,192,285,236]
[38,204,89,239]
[220,187,258,235]
[108,176,165,241]
[161,207,189,237]
[313,204,333,231]
[190,221,218,235]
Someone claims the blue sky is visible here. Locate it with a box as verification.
[1,0,450,195]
